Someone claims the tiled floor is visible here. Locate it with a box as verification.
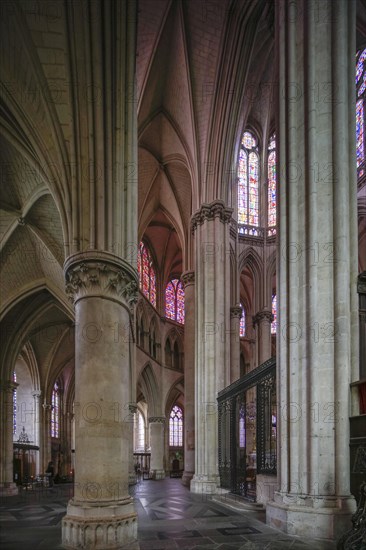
[0,479,338,549]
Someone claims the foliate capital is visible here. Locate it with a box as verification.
[64,251,138,308]
[230,306,242,319]
[181,271,195,288]
[253,309,274,326]
[191,200,233,233]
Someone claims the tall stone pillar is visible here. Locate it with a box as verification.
[190,201,232,494]
[230,306,242,382]
[129,405,137,485]
[267,0,358,539]
[32,390,41,476]
[62,254,138,548]
[253,309,273,365]
[42,402,52,472]
[61,0,138,546]
[149,417,166,479]
[181,271,195,487]
[0,381,18,495]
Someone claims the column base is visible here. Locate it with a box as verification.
[256,474,278,506]
[62,499,138,549]
[190,475,219,494]
[150,469,165,480]
[266,493,356,540]
[0,482,18,496]
[181,471,194,487]
[128,473,137,485]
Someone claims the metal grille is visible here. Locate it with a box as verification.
[217,358,276,501]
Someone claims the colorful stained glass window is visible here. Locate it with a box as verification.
[138,242,157,307]
[238,131,259,228]
[13,371,17,436]
[169,405,183,446]
[268,134,276,231]
[356,49,366,177]
[51,381,60,438]
[240,303,245,337]
[165,279,185,324]
[271,294,277,334]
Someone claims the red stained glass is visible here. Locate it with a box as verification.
[240,303,245,337]
[356,49,366,178]
[165,279,185,324]
[238,131,259,229]
[268,133,276,229]
[138,242,156,307]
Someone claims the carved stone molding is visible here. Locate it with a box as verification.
[64,251,138,307]
[230,306,242,319]
[129,404,138,415]
[148,416,166,424]
[181,271,195,288]
[32,390,42,399]
[191,200,233,232]
[253,309,274,326]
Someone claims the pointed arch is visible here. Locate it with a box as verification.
[137,363,160,417]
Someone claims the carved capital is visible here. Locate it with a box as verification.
[181,271,195,288]
[191,200,233,232]
[148,416,166,424]
[64,251,138,307]
[32,390,42,399]
[129,404,138,414]
[253,309,274,326]
[230,306,242,319]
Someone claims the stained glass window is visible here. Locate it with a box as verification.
[356,49,366,178]
[240,303,245,337]
[239,404,245,448]
[238,131,259,229]
[271,294,277,334]
[51,381,60,438]
[268,134,276,234]
[165,279,185,324]
[138,242,157,307]
[169,405,183,446]
[13,371,17,436]
[135,411,145,451]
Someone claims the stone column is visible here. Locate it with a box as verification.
[190,201,232,494]
[42,402,52,473]
[253,309,273,365]
[267,0,358,539]
[181,271,195,487]
[60,0,138,545]
[0,381,18,495]
[230,306,242,382]
[129,405,137,485]
[64,411,73,479]
[149,417,166,479]
[32,390,41,476]
[62,253,138,548]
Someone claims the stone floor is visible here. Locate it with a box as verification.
[0,478,338,549]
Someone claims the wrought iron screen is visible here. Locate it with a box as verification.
[217,357,276,500]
